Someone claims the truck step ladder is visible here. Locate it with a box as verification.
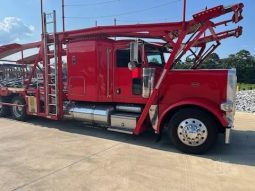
[42,11,58,116]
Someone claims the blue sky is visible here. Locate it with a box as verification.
[0,0,253,58]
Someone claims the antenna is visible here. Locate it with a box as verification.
[182,0,187,28]
[62,0,65,32]
[40,0,43,34]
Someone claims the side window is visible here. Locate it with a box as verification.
[116,49,142,68]
[147,54,163,64]
[116,49,130,67]
[147,51,164,66]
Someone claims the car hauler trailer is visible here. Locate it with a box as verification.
[0,3,244,153]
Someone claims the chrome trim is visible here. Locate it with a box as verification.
[107,128,133,134]
[12,99,24,118]
[149,105,159,131]
[93,107,113,124]
[130,41,139,63]
[220,101,234,112]
[225,127,231,144]
[0,102,25,107]
[64,104,114,125]
[116,105,142,113]
[227,69,237,106]
[225,69,237,126]
[71,107,93,121]
[177,118,208,147]
[111,113,139,130]
[142,68,155,98]
[106,48,111,98]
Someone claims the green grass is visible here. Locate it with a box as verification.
[238,83,255,91]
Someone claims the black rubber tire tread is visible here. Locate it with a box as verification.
[11,96,28,121]
[168,108,217,154]
[0,97,10,117]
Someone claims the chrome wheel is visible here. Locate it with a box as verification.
[12,100,23,118]
[0,97,3,111]
[177,118,208,147]
[11,96,27,121]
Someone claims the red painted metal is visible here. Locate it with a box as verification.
[134,29,188,134]
[0,3,244,135]
[0,102,25,107]
[157,69,229,132]
[67,40,101,101]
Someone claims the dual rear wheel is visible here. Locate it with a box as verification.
[0,96,28,121]
[11,96,28,121]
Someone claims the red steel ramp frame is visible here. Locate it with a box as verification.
[0,3,244,123]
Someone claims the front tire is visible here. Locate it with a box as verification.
[11,96,28,121]
[168,108,217,154]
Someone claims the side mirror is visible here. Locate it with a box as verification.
[128,61,137,71]
[129,41,139,71]
[130,41,139,62]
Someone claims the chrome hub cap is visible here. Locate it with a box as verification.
[13,101,23,117]
[177,118,208,147]
[0,99,3,111]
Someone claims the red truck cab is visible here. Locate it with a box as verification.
[64,38,236,153]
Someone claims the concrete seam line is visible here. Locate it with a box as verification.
[11,143,121,191]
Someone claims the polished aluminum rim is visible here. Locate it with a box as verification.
[177,118,208,147]
[12,100,23,117]
[0,98,2,110]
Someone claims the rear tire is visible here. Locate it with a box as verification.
[0,97,10,117]
[11,96,28,121]
[168,108,217,154]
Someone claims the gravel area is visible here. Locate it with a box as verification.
[236,90,255,113]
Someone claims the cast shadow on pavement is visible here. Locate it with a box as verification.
[27,118,255,167]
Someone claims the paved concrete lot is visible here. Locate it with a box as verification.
[0,112,254,191]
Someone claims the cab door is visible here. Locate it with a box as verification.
[113,48,142,103]
[98,44,114,102]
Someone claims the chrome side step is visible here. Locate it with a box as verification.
[225,127,231,144]
[107,127,134,134]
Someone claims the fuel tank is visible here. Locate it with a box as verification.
[64,103,114,125]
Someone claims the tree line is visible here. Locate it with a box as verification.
[175,50,255,84]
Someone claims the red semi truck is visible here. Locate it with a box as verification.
[0,3,244,153]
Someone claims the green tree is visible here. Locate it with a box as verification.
[223,50,255,83]
[199,53,221,69]
[173,49,255,83]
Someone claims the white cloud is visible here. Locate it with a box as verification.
[0,17,35,44]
